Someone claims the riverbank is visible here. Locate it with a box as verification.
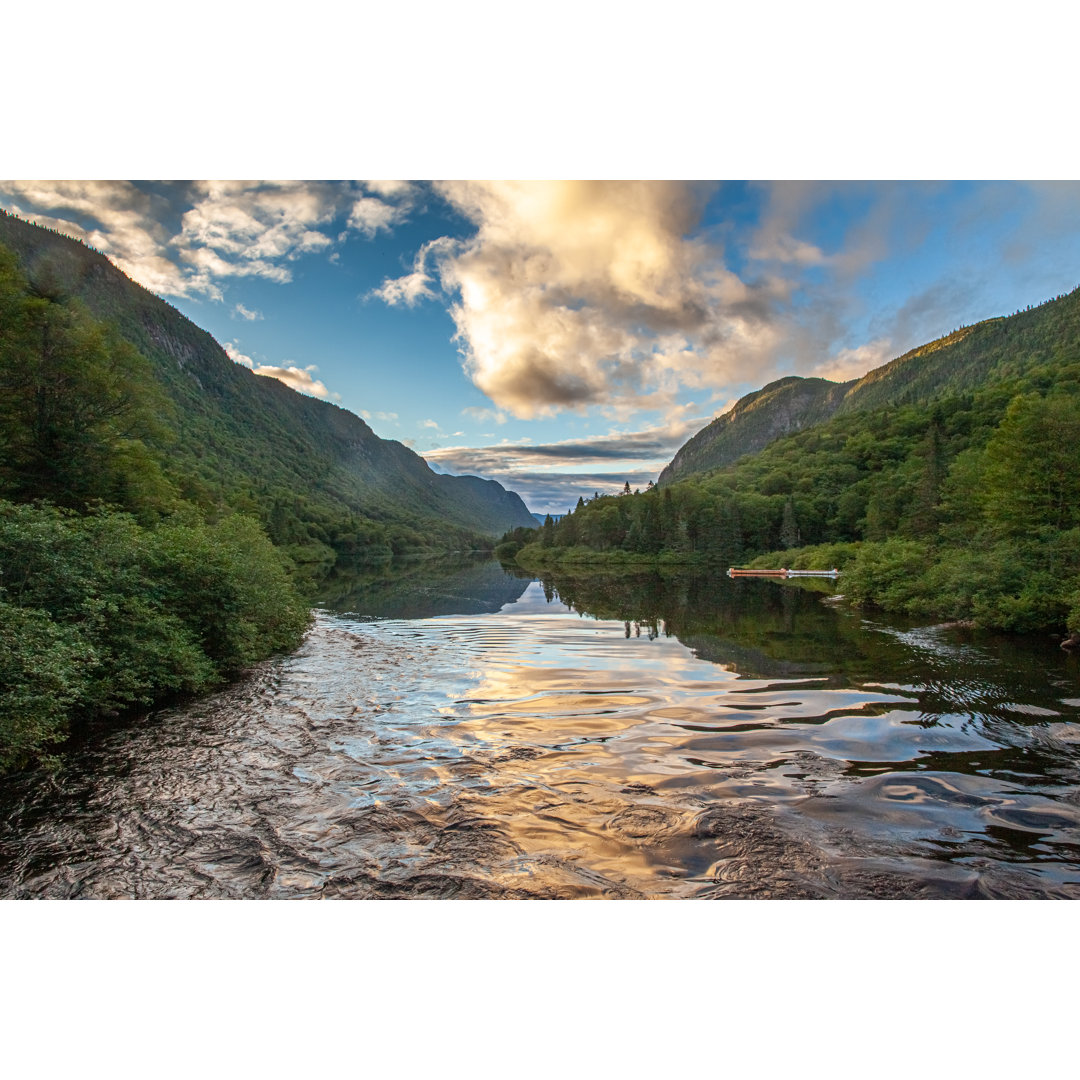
[511,535,1080,639]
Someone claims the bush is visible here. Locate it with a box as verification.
[842,539,931,610]
[0,602,93,772]
[0,500,310,770]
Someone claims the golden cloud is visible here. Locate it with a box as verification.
[375,180,791,419]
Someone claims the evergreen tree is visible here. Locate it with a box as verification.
[780,496,800,549]
[981,392,1080,537]
[0,251,169,509]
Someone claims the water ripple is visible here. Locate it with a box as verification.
[3,580,1080,899]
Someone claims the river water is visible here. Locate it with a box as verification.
[3,556,1079,899]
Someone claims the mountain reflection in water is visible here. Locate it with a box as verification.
[2,556,1079,899]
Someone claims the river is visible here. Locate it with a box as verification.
[2,556,1079,898]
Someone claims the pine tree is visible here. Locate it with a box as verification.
[780,496,800,549]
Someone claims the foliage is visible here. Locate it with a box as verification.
[0,219,531,773]
[0,215,536,558]
[0,501,310,772]
[0,245,174,513]
[522,285,1080,636]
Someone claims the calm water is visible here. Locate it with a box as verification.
[3,556,1079,899]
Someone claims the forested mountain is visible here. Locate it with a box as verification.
[660,375,855,483]
[660,288,1080,484]
[513,283,1080,637]
[0,211,534,772]
[0,211,536,561]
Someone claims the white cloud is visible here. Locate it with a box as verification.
[462,405,508,425]
[425,414,708,482]
[224,340,338,400]
[233,303,263,321]
[363,180,417,200]
[224,341,255,368]
[748,181,832,267]
[1,180,420,303]
[809,338,894,383]
[370,235,453,307]
[420,418,440,429]
[252,364,339,400]
[0,179,210,298]
[372,181,796,421]
[175,180,341,287]
[348,195,408,238]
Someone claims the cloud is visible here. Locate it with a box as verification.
[371,180,806,420]
[370,235,453,307]
[175,180,340,288]
[420,418,440,429]
[348,195,409,238]
[809,338,893,382]
[461,405,507,425]
[748,181,832,267]
[1,180,416,302]
[224,340,339,400]
[0,179,203,297]
[422,414,709,510]
[360,410,399,423]
[252,364,339,400]
[233,303,263,321]
[427,415,707,473]
[512,472,662,514]
[363,180,418,200]
[223,342,255,368]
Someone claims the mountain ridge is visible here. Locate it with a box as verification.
[660,286,1080,484]
[0,210,536,543]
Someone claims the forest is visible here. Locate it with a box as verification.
[0,242,316,771]
[510,287,1080,638]
[0,224,523,773]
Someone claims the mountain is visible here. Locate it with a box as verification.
[0,211,536,548]
[660,376,855,484]
[517,279,1080,635]
[660,287,1080,484]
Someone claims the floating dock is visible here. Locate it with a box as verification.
[727,567,840,579]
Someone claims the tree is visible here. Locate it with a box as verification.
[780,496,800,549]
[905,410,946,538]
[981,391,1080,538]
[0,250,170,509]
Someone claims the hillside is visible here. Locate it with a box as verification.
[0,211,536,550]
[513,279,1080,636]
[660,286,1080,484]
[660,376,855,483]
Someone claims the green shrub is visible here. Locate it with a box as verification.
[0,500,310,770]
[0,602,93,772]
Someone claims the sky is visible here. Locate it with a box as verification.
[3,179,1080,513]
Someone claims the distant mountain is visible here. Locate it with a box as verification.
[532,513,565,524]
[0,212,536,545]
[660,287,1080,484]
[660,376,855,484]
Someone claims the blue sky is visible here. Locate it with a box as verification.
[3,179,1079,513]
